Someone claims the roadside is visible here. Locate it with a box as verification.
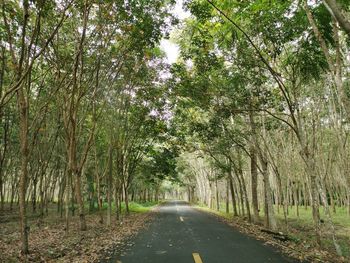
[0,202,159,262]
[195,205,348,263]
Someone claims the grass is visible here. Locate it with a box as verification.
[94,200,161,214]
[194,201,350,259]
[0,200,161,224]
[196,202,350,229]
[120,201,160,213]
[194,203,233,220]
[273,205,350,228]
[273,205,350,258]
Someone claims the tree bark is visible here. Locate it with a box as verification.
[261,157,277,231]
[323,0,350,37]
[65,167,70,232]
[229,175,238,216]
[107,144,113,227]
[249,110,260,223]
[17,88,29,254]
[226,178,229,214]
[124,183,130,214]
[215,178,220,211]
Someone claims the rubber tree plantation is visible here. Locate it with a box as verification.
[0,0,349,262]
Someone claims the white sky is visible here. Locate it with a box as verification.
[160,0,190,64]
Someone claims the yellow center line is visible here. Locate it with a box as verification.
[180,216,184,222]
[192,253,203,263]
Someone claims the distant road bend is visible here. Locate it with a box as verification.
[107,200,296,263]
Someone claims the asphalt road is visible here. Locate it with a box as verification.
[107,200,297,263]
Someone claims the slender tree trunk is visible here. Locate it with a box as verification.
[115,185,120,221]
[124,183,129,214]
[229,175,238,216]
[215,178,219,211]
[65,168,70,232]
[39,171,45,217]
[249,110,260,223]
[59,175,65,217]
[107,144,113,226]
[74,170,86,231]
[0,168,4,211]
[96,172,103,224]
[319,176,343,255]
[18,87,29,254]
[235,171,245,216]
[226,178,229,214]
[208,181,212,209]
[261,157,277,231]
[304,151,322,246]
[233,159,250,221]
[236,151,251,222]
[295,185,300,218]
[0,47,6,212]
[32,177,37,213]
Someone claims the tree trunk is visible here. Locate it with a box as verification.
[0,168,4,211]
[107,144,113,226]
[115,185,120,221]
[304,151,322,246]
[74,171,86,231]
[261,157,277,231]
[124,184,130,214]
[208,181,212,209]
[323,0,350,37]
[215,179,219,211]
[226,178,229,214]
[96,173,103,224]
[235,171,245,216]
[229,175,238,216]
[17,87,29,254]
[65,166,71,232]
[249,110,260,223]
[32,177,37,213]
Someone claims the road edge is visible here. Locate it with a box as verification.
[192,205,343,263]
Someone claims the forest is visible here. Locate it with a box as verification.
[0,0,350,262]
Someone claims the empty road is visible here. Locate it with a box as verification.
[107,201,297,263]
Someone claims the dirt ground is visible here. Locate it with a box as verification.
[0,204,155,262]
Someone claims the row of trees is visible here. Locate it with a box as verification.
[169,0,350,256]
[2,0,350,258]
[0,0,178,254]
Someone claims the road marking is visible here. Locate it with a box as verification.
[192,253,203,263]
[116,260,121,263]
[180,216,184,222]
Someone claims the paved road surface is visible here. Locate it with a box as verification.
[107,200,297,263]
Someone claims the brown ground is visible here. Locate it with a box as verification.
[0,205,155,262]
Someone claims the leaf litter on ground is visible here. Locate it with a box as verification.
[0,208,157,263]
[195,207,347,263]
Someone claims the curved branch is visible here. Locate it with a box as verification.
[206,0,299,132]
[323,0,350,37]
[0,0,73,108]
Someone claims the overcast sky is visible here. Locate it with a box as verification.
[160,0,190,64]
